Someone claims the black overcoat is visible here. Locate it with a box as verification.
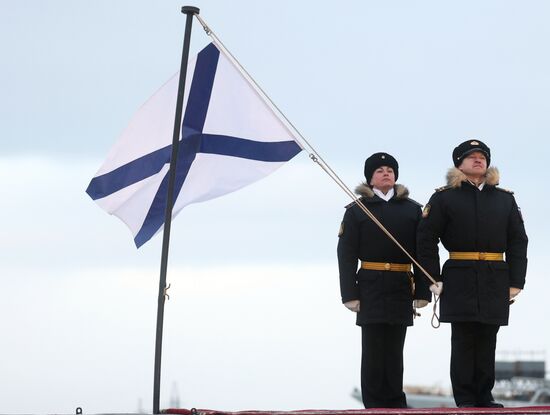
[337,184,431,326]
[417,167,528,325]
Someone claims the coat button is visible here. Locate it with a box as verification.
[385,263,391,270]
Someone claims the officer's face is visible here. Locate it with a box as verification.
[370,166,395,191]
[459,151,487,178]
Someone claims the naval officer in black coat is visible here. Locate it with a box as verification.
[337,152,431,408]
[417,140,528,408]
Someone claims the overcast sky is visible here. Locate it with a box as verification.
[1,1,550,413]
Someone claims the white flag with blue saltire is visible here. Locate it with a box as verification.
[86,43,302,247]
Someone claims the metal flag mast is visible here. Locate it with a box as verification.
[153,6,199,414]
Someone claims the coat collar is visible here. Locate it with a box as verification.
[446,166,500,188]
[354,182,410,200]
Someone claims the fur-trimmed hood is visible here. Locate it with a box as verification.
[354,183,410,199]
[446,166,499,188]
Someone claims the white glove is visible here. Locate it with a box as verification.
[344,300,360,312]
[413,299,429,309]
[430,282,443,296]
[510,287,522,300]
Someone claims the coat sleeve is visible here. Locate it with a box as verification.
[416,192,445,284]
[337,206,360,303]
[412,205,432,301]
[506,197,528,289]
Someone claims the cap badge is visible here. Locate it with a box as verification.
[381,155,386,159]
[470,140,479,145]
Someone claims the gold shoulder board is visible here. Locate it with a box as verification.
[435,185,452,192]
[345,197,366,209]
[344,201,356,209]
[496,187,514,194]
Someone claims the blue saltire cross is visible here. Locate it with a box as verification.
[86,43,302,247]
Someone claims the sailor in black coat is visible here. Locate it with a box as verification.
[337,152,431,408]
[417,140,528,408]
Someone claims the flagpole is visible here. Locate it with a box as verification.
[153,6,199,414]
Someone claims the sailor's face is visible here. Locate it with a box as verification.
[370,166,395,191]
[459,151,487,177]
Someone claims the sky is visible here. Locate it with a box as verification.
[1,0,550,413]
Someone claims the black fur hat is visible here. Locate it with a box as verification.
[452,139,491,167]
[364,152,399,182]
